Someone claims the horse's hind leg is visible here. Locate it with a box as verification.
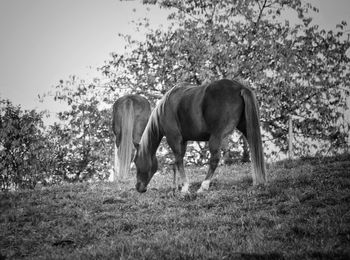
[198,135,222,193]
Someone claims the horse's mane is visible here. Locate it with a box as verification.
[139,84,190,156]
[139,107,161,155]
[138,93,166,156]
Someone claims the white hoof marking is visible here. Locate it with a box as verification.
[197,180,210,193]
[181,182,190,194]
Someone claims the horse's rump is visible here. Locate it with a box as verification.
[112,95,151,179]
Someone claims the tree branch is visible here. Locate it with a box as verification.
[255,0,268,27]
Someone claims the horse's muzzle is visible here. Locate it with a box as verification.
[136,181,147,193]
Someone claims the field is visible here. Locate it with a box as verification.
[1,155,350,259]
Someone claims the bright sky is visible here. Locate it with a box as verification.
[0,0,349,115]
[0,0,169,113]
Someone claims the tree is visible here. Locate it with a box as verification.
[102,0,350,159]
[49,76,115,182]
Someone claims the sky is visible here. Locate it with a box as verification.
[0,0,169,113]
[0,0,349,117]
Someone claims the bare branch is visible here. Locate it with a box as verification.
[255,0,268,27]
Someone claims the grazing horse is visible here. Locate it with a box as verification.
[112,95,151,180]
[134,79,266,193]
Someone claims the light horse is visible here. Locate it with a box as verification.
[112,95,151,180]
[134,79,266,193]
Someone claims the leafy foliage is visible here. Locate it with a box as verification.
[0,99,47,190]
[102,0,350,159]
[1,76,116,190]
[49,77,115,182]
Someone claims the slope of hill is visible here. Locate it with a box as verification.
[1,155,350,259]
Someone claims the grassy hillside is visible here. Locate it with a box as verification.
[1,155,350,259]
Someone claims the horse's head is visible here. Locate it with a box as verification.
[134,143,158,193]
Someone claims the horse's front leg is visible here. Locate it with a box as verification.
[198,135,221,193]
[168,137,189,194]
[174,151,190,194]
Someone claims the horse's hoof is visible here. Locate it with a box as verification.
[180,189,190,195]
[181,182,190,193]
[179,191,195,201]
[196,188,206,194]
[197,180,210,194]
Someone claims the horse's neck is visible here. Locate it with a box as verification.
[140,116,163,158]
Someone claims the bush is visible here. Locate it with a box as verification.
[0,99,48,190]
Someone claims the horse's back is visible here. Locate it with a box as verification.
[161,79,246,141]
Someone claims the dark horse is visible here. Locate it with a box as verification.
[134,79,266,193]
[112,95,151,180]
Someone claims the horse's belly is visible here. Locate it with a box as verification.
[188,133,210,141]
[181,127,210,141]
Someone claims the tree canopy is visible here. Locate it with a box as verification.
[102,0,350,158]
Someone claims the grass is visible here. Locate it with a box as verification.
[1,155,350,259]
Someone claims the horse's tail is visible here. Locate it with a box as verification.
[241,88,266,185]
[118,99,134,179]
